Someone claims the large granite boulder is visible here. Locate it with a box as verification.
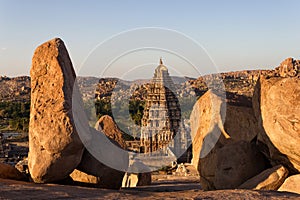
[76,127,129,189]
[201,141,268,190]
[76,149,127,189]
[253,76,300,173]
[28,38,85,183]
[190,90,227,169]
[239,165,288,190]
[190,90,266,190]
[95,115,127,149]
[278,174,300,194]
[190,90,259,169]
[0,163,27,181]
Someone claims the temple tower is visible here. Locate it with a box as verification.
[140,58,181,154]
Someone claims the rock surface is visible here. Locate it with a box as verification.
[122,159,151,188]
[0,178,299,200]
[239,165,288,190]
[95,115,127,149]
[15,158,29,175]
[73,118,129,189]
[76,126,128,189]
[122,172,151,188]
[253,76,300,173]
[190,90,227,169]
[0,163,27,181]
[70,169,100,185]
[76,148,127,189]
[278,174,300,194]
[28,38,85,183]
[213,141,268,190]
[275,57,300,78]
[190,90,259,169]
[190,90,266,190]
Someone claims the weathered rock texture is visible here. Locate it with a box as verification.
[212,141,267,190]
[190,90,227,169]
[1,178,300,199]
[95,115,127,149]
[76,126,129,189]
[239,165,288,190]
[275,57,300,78]
[70,169,100,185]
[15,158,28,175]
[76,149,126,189]
[278,174,300,194]
[190,90,259,169]
[28,38,84,183]
[253,76,300,173]
[190,90,266,190]
[0,163,27,181]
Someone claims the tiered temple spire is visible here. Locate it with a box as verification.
[140,59,181,154]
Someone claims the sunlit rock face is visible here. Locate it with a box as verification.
[28,38,85,183]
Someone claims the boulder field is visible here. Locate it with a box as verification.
[1,38,298,196]
[191,57,300,192]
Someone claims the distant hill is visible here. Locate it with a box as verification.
[0,69,274,103]
[0,76,31,102]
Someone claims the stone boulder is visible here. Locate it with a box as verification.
[239,165,288,190]
[0,163,27,181]
[174,163,188,176]
[278,174,300,194]
[212,141,267,190]
[253,76,300,173]
[190,90,266,190]
[122,159,151,188]
[70,169,100,185]
[15,158,28,175]
[275,57,300,78]
[76,149,126,189]
[122,172,151,188]
[28,38,86,183]
[190,90,227,169]
[95,115,127,149]
[190,90,259,169]
[76,127,129,189]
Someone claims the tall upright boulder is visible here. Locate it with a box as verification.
[28,38,85,183]
[253,75,300,174]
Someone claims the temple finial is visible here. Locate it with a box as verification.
[159,57,163,65]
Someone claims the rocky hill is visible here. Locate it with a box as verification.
[0,76,30,102]
[94,69,274,107]
[0,70,275,104]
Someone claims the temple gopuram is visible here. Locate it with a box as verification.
[140,58,188,158]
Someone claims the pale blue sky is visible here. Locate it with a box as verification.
[0,0,299,78]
